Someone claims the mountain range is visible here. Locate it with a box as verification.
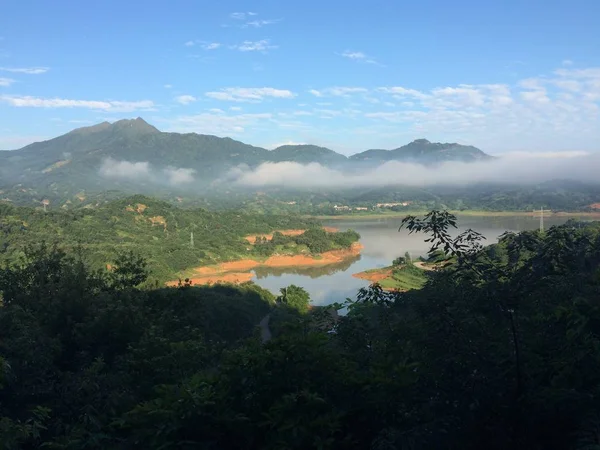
[0,118,492,205]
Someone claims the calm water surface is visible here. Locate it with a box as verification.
[251,215,591,306]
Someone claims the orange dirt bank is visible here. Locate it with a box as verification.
[167,242,363,287]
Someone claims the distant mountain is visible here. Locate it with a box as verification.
[350,138,492,164]
[269,145,348,166]
[0,119,493,206]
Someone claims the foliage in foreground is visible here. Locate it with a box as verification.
[1,213,600,449]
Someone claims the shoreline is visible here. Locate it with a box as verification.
[353,263,432,292]
[167,242,363,287]
[308,210,600,220]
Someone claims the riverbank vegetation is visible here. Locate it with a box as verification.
[252,228,360,256]
[0,196,360,284]
[2,212,600,448]
[353,255,428,291]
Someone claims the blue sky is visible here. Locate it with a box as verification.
[0,0,599,155]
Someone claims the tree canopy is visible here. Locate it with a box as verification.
[1,211,600,449]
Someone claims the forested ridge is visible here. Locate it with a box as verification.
[0,196,358,283]
[1,212,600,448]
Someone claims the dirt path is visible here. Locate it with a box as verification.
[413,261,435,271]
[352,268,392,283]
[259,314,272,343]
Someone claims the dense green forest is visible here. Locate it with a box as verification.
[2,211,600,448]
[253,228,360,256]
[236,181,600,216]
[5,179,600,217]
[0,196,355,283]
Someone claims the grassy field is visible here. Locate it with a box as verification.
[383,266,427,291]
[354,263,428,291]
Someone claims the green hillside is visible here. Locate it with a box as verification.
[0,119,497,208]
[0,195,330,282]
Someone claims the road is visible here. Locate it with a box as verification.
[413,261,436,271]
[259,313,272,343]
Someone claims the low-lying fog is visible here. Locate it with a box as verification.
[98,151,600,189]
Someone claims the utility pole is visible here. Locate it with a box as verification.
[539,207,544,233]
[190,230,194,249]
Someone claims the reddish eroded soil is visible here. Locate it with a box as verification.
[352,268,392,283]
[245,229,305,244]
[167,242,363,287]
[165,272,254,287]
[244,226,340,244]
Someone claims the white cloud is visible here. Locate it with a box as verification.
[202,42,221,50]
[231,39,277,52]
[167,111,273,135]
[552,79,581,92]
[310,87,368,97]
[230,12,251,20]
[377,87,427,99]
[340,50,381,65]
[0,95,155,112]
[164,167,195,185]
[518,78,545,90]
[244,19,280,28]
[0,66,49,74]
[503,151,589,159]
[99,158,150,180]
[164,84,173,89]
[205,87,295,102]
[341,51,366,60]
[359,65,600,152]
[555,68,600,78]
[520,89,550,104]
[230,106,242,111]
[562,59,574,66]
[0,77,15,86]
[228,152,600,189]
[99,158,196,186]
[185,40,221,50]
[430,86,486,107]
[175,95,197,105]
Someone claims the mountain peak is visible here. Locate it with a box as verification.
[112,117,159,134]
[411,138,431,144]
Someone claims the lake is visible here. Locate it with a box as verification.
[251,215,592,306]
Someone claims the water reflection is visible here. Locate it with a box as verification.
[251,215,594,305]
[253,255,361,279]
